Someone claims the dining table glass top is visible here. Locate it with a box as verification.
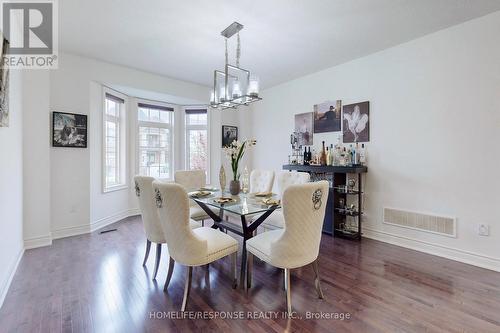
[190,191,281,216]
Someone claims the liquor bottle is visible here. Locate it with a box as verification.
[340,147,347,166]
[329,144,334,166]
[303,146,308,165]
[349,144,354,166]
[320,141,327,165]
[334,145,340,166]
[326,146,331,166]
[359,144,366,165]
[353,143,358,165]
[307,147,312,163]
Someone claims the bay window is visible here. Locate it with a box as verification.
[185,108,209,181]
[103,90,127,192]
[137,102,174,179]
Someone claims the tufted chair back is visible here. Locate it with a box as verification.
[152,181,207,265]
[174,170,206,191]
[134,176,166,244]
[277,171,310,197]
[271,181,329,268]
[175,170,206,207]
[250,170,275,193]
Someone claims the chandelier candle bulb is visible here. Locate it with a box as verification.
[232,80,242,99]
[219,86,226,103]
[248,76,260,97]
[210,91,216,105]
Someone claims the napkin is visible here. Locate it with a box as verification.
[255,191,272,197]
[262,198,280,206]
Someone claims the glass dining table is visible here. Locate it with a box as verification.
[191,191,280,289]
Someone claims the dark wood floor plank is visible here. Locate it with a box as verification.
[1,215,500,332]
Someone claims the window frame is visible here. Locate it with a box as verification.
[184,108,210,184]
[102,88,128,193]
[136,99,175,181]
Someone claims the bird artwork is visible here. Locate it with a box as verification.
[343,101,369,143]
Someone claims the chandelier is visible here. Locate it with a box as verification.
[210,22,261,110]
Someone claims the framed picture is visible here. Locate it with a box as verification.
[222,125,238,147]
[52,112,88,148]
[0,36,10,127]
[294,112,314,146]
[314,100,341,133]
[343,101,369,143]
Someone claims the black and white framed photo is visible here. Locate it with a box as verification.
[0,36,10,128]
[222,125,238,147]
[52,111,88,148]
[343,101,369,143]
[294,112,314,146]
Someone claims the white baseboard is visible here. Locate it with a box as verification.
[0,248,24,309]
[363,227,500,272]
[24,233,53,249]
[51,223,91,240]
[50,208,140,241]
[90,208,140,232]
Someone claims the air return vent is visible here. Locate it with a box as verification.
[383,207,456,237]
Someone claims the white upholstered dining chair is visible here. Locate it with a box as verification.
[257,171,310,230]
[175,170,218,225]
[153,181,239,311]
[246,181,329,313]
[134,176,201,283]
[224,169,275,227]
[249,169,275,193]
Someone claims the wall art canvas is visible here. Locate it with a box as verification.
[0,37,10,127]
[314,100,341,133]
[294,112,314,146]
[52,112,88,148]
[222,125,238,147]
[343,101,369,143]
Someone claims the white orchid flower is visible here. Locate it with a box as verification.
[344,105,368,142]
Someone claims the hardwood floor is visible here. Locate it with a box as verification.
[1,215,499,333]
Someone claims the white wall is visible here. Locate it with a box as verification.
[250,11,500,271]
[23,70,51,248]
[0,69,24,306]
[48,53,239,237]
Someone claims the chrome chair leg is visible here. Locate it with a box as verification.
[152,243,162,280]
[285,268,292,314]
[181,266,193,312]
[142,239,151,266]
[312,259,324,299]
[247,253,253,289]
[231,252,237,289]
[164,256,175,291]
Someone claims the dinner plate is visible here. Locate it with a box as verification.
[200,186,218,192]
[262,198,280,206]
[188,191,211,198]
[213,197,236,204]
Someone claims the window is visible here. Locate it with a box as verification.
[137,102,174,179]
[103,90,127,191]
[185,109,209,181]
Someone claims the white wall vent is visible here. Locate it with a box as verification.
[383,207,456,238]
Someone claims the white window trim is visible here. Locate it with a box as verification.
[136,98,175,181]
[184,107,211,184]
[102,87,128,193]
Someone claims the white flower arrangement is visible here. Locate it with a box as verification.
[223,139,257,181]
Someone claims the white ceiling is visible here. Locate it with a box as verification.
[60,0,500,89]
